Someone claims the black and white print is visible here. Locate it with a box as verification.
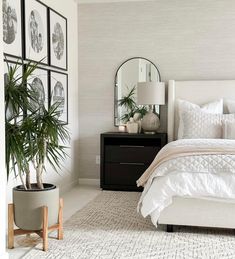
[52,23,64,60]
[2,0,22,58]
[28,10,44,54]
[4,60,23,120]
[50,71,68,124]
[50,9,67,70]
[28,68,49,110]
[25,0,48,64]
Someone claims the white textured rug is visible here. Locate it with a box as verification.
[23,191,235,259]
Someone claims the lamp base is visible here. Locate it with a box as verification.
[141,111,160,134]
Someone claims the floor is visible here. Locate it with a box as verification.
[8,184,102,259]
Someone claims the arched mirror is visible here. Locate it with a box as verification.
[114,57,161,126]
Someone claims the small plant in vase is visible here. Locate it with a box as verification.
[118,86,148,133]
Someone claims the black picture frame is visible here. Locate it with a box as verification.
[3,0,24,59]
[4,59,23,85]
[49,8,68,71]
[24,0,49,65]
[4,59,24,121]
[49,70,68,125]
[26,65,50,111]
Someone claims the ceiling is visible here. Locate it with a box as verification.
[76,0,151,4]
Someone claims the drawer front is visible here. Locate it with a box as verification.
[104,163,148,186]
[105,145,160,163]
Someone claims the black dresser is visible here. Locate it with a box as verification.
[100,132,167,191]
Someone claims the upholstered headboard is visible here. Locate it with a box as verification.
[167,80,235,142]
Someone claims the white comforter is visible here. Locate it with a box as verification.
[138,139,235,227]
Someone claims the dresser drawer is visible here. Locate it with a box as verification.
[104,163,148,186]
[105,145,160,164]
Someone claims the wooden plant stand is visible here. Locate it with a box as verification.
[8,198,64,252]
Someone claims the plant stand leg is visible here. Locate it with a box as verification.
[42,206,48,252]
[58,198,64,240]
[8,204,14,249]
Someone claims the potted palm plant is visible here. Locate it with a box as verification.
[5,60,70,230]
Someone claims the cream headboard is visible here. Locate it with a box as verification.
[167,79,235,142]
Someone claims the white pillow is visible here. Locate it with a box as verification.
[226,99,235,114]
[223,120,235,139]
[177,99,223,139]
[181,111,234,139]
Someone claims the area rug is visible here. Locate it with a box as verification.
[23,191,235,259]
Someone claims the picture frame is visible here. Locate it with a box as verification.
[49,8,68,71]
[27,66,49,111]
[50,70,68,124]
[4,59,23,121]
[24,0,48,65]
[3,0,23,58]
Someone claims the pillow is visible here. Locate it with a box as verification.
[177,99,223,139]
[181,111,235,139]
[226,99,235,114]
[223,120,235,139]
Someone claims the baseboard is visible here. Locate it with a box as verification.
[78,178,100,187]
[59,179,79,195]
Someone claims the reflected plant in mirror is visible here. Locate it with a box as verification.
[118,85,147,123]
[114,57,161,126]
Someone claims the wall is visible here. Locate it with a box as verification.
[78,0,235,180]
[0,0,8,255]
[7,0,79,201]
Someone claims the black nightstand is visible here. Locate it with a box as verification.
[100,132,167,191]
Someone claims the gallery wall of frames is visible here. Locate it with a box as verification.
[3,0,68,124]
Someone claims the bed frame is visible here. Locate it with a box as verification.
[158,79,235,231]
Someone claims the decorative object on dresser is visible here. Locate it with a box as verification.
[117,85,148,125]
[114,57,161,126]
[126,117,138,133]
[100,132,167,191]
[137,82,165,134]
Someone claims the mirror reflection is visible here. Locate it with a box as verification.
[114,57,160,126]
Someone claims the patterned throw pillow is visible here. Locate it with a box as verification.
[223,120,235,139]
[182,111,235,139]
[226,99,235,114]
[177,99,223,139]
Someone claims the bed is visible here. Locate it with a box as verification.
[138,79,235,231]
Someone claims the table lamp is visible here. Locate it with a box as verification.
[137,82,165,134]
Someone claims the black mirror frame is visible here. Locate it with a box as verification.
[114,57,161,126]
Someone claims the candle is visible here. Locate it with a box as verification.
[118,125,126,132]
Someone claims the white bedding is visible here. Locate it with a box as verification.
[138,139,235,227]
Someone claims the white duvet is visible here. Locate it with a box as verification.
[138,139,235,227]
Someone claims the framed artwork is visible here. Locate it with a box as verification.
[24,0,48,64]
[50,71,68,124]
[4,60,23,121]
[27,67,49,111]
[49,9,67,70]
[3,0,23,58]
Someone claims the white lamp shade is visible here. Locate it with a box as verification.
[137,82,165,105]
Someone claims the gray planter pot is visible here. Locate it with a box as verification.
[13,184,59,231]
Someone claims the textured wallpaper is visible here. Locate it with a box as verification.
[78,0,235,179]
